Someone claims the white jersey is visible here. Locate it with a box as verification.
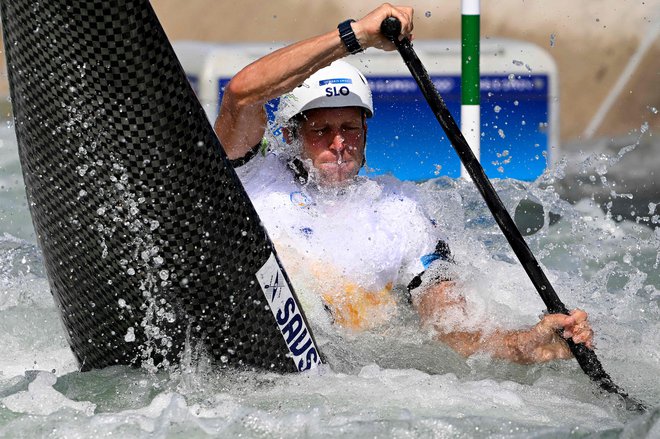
[237,151,444,329]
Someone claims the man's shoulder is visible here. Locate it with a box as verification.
[236,145,296,198]
[235,143,289,174]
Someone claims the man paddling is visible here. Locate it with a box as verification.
[214,3,593,364]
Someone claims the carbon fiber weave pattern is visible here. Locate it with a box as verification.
[0,0,314,372]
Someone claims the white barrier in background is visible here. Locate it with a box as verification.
[174,39,559,181]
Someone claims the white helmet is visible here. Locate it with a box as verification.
[277,59,374,125]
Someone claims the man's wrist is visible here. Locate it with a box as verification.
[337,19,363,54]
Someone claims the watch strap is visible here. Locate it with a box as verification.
[337,19,363,55]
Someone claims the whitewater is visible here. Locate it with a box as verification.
[0,122,658,438]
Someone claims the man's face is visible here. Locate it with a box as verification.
[294,107,366,186]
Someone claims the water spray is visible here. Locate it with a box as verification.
[381,16,647,413]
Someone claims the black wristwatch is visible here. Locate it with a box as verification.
[338,19,363,54]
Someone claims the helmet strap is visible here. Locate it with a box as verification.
[287,157,309,185]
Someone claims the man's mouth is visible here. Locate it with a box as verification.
[318,158,354,168]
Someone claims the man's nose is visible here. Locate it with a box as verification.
[328,133,345,152]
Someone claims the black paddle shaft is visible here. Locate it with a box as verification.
[380,17,646,412]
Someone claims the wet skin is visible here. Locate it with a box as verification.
[287,107,367,186]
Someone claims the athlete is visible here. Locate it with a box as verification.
[214,3,594,364]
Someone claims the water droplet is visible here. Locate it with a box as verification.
[425,11,432,18]
[494,105,502,113]
[159,270,169,281]
[124,327,136,342]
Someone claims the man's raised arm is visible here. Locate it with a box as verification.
[213,3,415,160]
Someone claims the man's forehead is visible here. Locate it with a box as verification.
[302,107,363,124]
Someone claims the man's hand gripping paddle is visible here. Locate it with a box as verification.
[380,16,646,413]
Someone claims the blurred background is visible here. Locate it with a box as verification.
[150,0,658,142]
[1,0,657,141]
[0,0,658,220]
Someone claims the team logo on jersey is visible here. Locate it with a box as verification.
[290,191,311,207]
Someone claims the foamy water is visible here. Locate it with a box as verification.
[0,124,658,438]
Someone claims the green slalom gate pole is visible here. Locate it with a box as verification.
[461,0,480,179]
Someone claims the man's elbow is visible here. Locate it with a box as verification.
[436,330,482,358]
[223,74,261,109]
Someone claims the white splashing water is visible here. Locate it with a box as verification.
[0,126,658,437]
